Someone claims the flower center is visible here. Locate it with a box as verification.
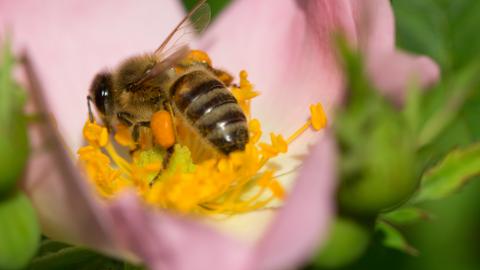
[77,54,327,216]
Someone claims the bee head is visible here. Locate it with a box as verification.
[89,72,113,116]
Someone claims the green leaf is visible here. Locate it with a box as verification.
[123,262,146,270]
[393,0,448,69]
[381,207,431,226]
[394,0,480,144]
[0,192,40,270]
[30,239,145,270]
[394,0,480,73]
[392,0,480,147]
[28,246,122,270]
[418,63,480,147]
[414,143,480,203]
[376,221,418,256]
[36,239,70,257]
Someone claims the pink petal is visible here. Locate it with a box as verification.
[21,58,116,253]
[104,134,336,270]
[367,51,440,102]
[2,0,187,258]
[0,0,186,151]
[200,0,347,135]
[254,133,337,270]
[109,193,253,270]
[204,0,440,115]
[199,0,349,190]
[350,0,440,100]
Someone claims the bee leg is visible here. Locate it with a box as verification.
[117,112,134,127]
[131,124,141,143]
[159,103,177,170]
[127,124,143,155]
[138,120,152,141]
[117,111,137,139]
[129,146,140,156]
[105,121,114,134]
[163,102,178,141]
[117,112,142,153]
[150,146,175,186]
[139,121,151,128]
[130,121,153,155]
[163,145,175,169]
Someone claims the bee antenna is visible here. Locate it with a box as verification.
[87,96,94,123]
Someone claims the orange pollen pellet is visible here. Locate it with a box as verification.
[187,50,212,66]
[151,110,176,149]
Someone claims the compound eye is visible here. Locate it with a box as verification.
[90,72,113,114]
[95,87,110,114]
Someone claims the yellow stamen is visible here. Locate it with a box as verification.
[286,103,328,144]
[104,143,132,175]
[77,145,132,197]
[310,103,328,131]
[83,121,108,147]
[286,122,311,145]
[248,119,262,144]
[78,60,328,216]
[231,70,259,119]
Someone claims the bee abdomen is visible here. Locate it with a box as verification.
[194,102,248,154]
[171,71,225,112]
[171,73,249,154]
[206,120,249,154]
[185,88,238,122]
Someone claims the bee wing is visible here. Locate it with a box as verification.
[133,1,211,87]
[154,0,211,59]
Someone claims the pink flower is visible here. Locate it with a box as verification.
[1,0,438,269]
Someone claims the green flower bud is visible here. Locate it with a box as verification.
[313,217,370,268]
[335,38,420,215]
[338,115,418,214]
[0,192,40,270]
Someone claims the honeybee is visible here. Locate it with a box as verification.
[87,0,249,162]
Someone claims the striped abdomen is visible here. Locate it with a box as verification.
[170,70,249,155]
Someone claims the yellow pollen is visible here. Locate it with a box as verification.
[185,49,212,66]
[78,62,328,216]
[114,124,136,149]
[83,121,108,147]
